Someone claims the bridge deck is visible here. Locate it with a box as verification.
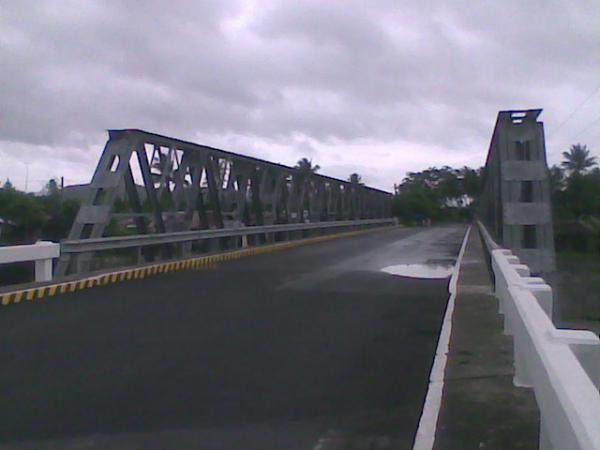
[0,225,466,449]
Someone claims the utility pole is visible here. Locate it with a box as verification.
[24,162,29,192]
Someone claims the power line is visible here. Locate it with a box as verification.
[570,113,600,141]
[549,114,600,160]
[553,82,600,134]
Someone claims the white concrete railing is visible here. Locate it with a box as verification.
[478,221,600,450]
[0,241,60,282]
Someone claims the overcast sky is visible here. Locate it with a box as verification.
[1,0,599,192]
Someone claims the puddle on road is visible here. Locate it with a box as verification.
[381,263,454,279]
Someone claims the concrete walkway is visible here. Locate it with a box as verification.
[434,228,540,449]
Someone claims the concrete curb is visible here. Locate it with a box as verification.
[412,225,471,450]
[0,225,397,307]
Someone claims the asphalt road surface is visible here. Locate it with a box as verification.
[0,225,467,450]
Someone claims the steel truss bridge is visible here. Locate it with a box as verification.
[58,129,392,275]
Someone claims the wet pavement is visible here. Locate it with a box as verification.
[381,264,454,279]
[0,225,466,450]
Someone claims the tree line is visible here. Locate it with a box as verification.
[0,180,80,244]
[549,144,599,252]
[391,166,482,225]
[0,147,597,250]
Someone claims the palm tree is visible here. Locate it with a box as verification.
[348,173,363,185]
[561,144,597,175]
[292,158,320,220]
[295,158,320,178]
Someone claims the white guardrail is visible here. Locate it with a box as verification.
[477,221,600,450]
[0,241,60,282]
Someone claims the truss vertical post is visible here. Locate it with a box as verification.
[205,155,224,229]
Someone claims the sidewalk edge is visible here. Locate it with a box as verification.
[412,225,471,450]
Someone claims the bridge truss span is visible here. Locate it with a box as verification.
[57,130,392,275]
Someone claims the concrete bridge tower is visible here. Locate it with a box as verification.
[480,109,556,273]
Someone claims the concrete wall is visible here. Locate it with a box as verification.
[480,109,555,274]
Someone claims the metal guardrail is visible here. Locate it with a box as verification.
[61,218,397,254]
[478,221,600,450]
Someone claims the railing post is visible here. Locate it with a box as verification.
[135,247,145,265]
[34,258,53,282]
[0,241,60,283]
[524,282,553,320]
[34,241,59,282]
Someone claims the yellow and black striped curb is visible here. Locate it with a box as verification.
[0,225,396,307]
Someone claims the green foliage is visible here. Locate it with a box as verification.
[45,179,60,196]
[553,146,599,221]
[41,198,80,241]
[561,143,597,175]
[392,166,482,225]
[0,187,46,242]
[392,183,442,224]
[552,169,600,253]
[295,158,320,177]
[548,165,565,195]
[159,189,174,210]
[553,169,600,220]
[103,218,129,237]
[0,179,80,244]
[113,197,131,213]
[552,146,599,253]
[348,173,363,185]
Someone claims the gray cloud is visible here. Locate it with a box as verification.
[1,0,599,191]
